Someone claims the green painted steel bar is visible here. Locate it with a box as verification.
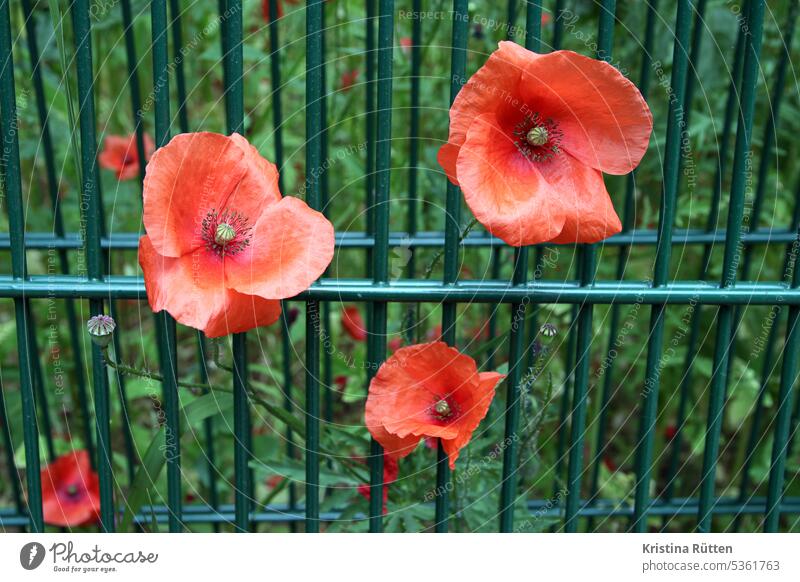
[0,0,44,532]
[365,0,376,255]
[631,0,691,533]
[661,3,748,507]
[498,0,541,533]
[506,0,517,40]
[563,0,615,533]
[21,0,94,464]
[697,0,765,533]
[280,304,298,529]
[305,0,324,533]
[732,4,798,529]
[71,0,115,532]
[733,191,800,530]
[169,0,189,133]
[436,0,469,533]
[9,277,800,305]
[588,0,659,524]
[26,303,54,462]
[268,0,296,530]
[5,227,797,251]
[219,0,251,532]
[367,0,394,533]
[151,0,182,533]
[764,231,800,532]
[0,0,40,529]
[121,0,148,185]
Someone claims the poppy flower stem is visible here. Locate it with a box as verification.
[100,347,211,391]
[422,217,479,280]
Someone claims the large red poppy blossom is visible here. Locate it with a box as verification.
[341,305,367,341]
[365,342,504,469]
[41,450,100,527]
[98,133,155,181]
[438,42,652,246]
[138,132,334,338]
[357,453,399,514]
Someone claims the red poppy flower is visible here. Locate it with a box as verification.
[365,341,504,469]
[388,337,403,352]
[426,324,442,342]
[41,450,100,527]
[340,69,360,92]
[138,132,334,338]
[341,305,367,341]
[98,133,155,181]
[357,453,398,514]
[664,424,678,440]
[334,374,348,391]
[542,12,552,25]
[438,42,652,246]
[399,37,412,55]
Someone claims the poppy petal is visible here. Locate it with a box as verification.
[518,48,652,175]
[225,196,334,299]
[224,133,282,218]
[456,112,565,247]
[537,153,622,244]
[440,371,504,469]
[143,132,248,258]
[139,236,280,337]
[445,41,533,148]
[437,142,460,186]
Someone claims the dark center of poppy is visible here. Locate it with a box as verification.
[65,484,79,497]
[201,209,252,257]
[433,399,453,419]
[513,112,562,162]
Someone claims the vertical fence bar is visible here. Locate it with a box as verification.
[0,373,24,514]
[219,0,250,532]
[151,0,182,533]
[662,1,749,507]
[0,0,42,531]
[121,0,148,185]
[305,0,324,533]
[367,0,394,533]
[436,0,468,533]
[697,0,765,533]
[21,0,94,463]
[763,231,800,532]
[268,0,296,530]
[407,0,421,279]
[630,0,690,533]
[588,0,659,526]
[71,0,115,531]
[169,0,189,133]
[498,0,541,534]
[563,0,616,533]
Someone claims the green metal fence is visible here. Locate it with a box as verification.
[0,0,799,533]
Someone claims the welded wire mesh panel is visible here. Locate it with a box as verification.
[0,0,798,534]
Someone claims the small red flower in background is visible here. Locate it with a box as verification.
[541,12,552,25]
[334,375,348,391]
[603,456,617,472]
[98,133,154,181]
[438,42,652,247]
[340,69,360,92]
[41,450,100,527]
[357,453,398,514]
[388,337,403,352]
[399,37,412,55]
[365,341,504,469]
[664,424,678,440]
[341,305,367,341]
[138,132,334,338]
[266,475,284,489]
[261,0,301,22]
[426,324,442,342]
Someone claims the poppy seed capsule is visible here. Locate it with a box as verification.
[434,399,452,417]
[215,223,236,245]
[86,314,116,348]
[526,126,549,146]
